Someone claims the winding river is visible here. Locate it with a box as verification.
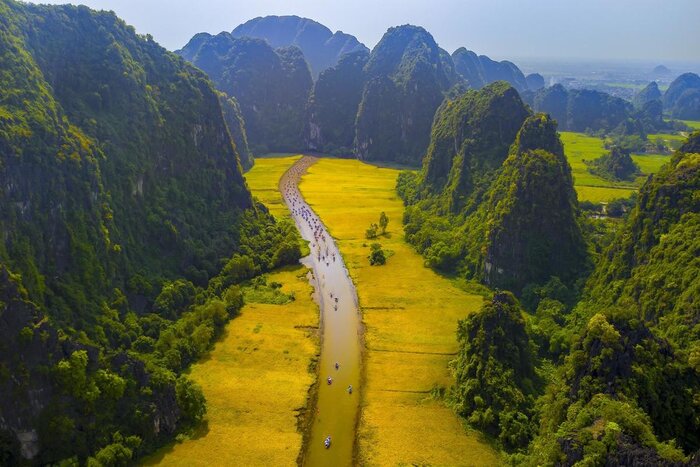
[280,157,362,466]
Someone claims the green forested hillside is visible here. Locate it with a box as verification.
[0,1,300,463]
[664,73,700,119]
[443,131,700,463]
[355,25,460,165]
[524,136,700,464]
[399,84,587,296]
[218,92,253,169]
[177,32,313,153]
[307,49,369,154]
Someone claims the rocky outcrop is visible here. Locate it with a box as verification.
[354,25,460,165]
[231,15,368,78]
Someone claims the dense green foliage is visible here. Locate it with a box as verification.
[0,1,302,463]
[585,146,640,181]
[355,25,460,165]
[307,50,369,154]
[452,48,528,91]
[368,243,387,266]
[420,81,530,212]
[451,292,538,451]
[400,85,587,294]
[178,33,313,153]
[663,72,700,119]
[528,134,699,463]
[231,15,368,78]
[448,129,700,465]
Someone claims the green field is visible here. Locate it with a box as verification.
[298,158,501,466]
[560,131,673,202]
[681,120,700,130]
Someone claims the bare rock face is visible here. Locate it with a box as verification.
[231,15,368,78]
[354,25,460,165]
[478,114,587,293]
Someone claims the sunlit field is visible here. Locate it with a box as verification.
[299,159,501,466]
[245,155,302,218]
[143,265,318,466]
[681,120,700,130]
[560,131,672,202]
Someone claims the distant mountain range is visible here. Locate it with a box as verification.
[179,16,541,164]
[231,15,368,78]
[178,16,700,164]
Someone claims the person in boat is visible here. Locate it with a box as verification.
[327,376,332,385]
[347,385,353,394]
[335,362,339,370]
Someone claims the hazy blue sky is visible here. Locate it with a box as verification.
[26,0,700,62]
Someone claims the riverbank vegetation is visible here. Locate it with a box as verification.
[143,265,319,466]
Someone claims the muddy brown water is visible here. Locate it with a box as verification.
[280,157,362,467]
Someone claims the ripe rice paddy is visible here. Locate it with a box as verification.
[143,156,318,466]
[143,265,319,466]
[298,158,500,466]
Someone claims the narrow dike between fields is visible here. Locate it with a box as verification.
[280,156,363,467]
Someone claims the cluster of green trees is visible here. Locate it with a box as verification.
[443,132,700,463]
[0,1,303,464]
[365,212,389,239]
[585,146,640,181]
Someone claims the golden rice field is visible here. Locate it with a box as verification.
[245,154,303,219]
[298,158,501,466]
[560,131,673,202]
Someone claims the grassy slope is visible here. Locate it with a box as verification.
[298,158,500,466]
[144,157,317,466]
[560,131,673,202]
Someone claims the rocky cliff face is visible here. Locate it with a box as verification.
[307,49,369,153]
[177,33,313,153]
[452,47,529,91]
[354,25,460,165]
[421,81,530,212]
[231,15,368,78]
[218,92,253,170]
